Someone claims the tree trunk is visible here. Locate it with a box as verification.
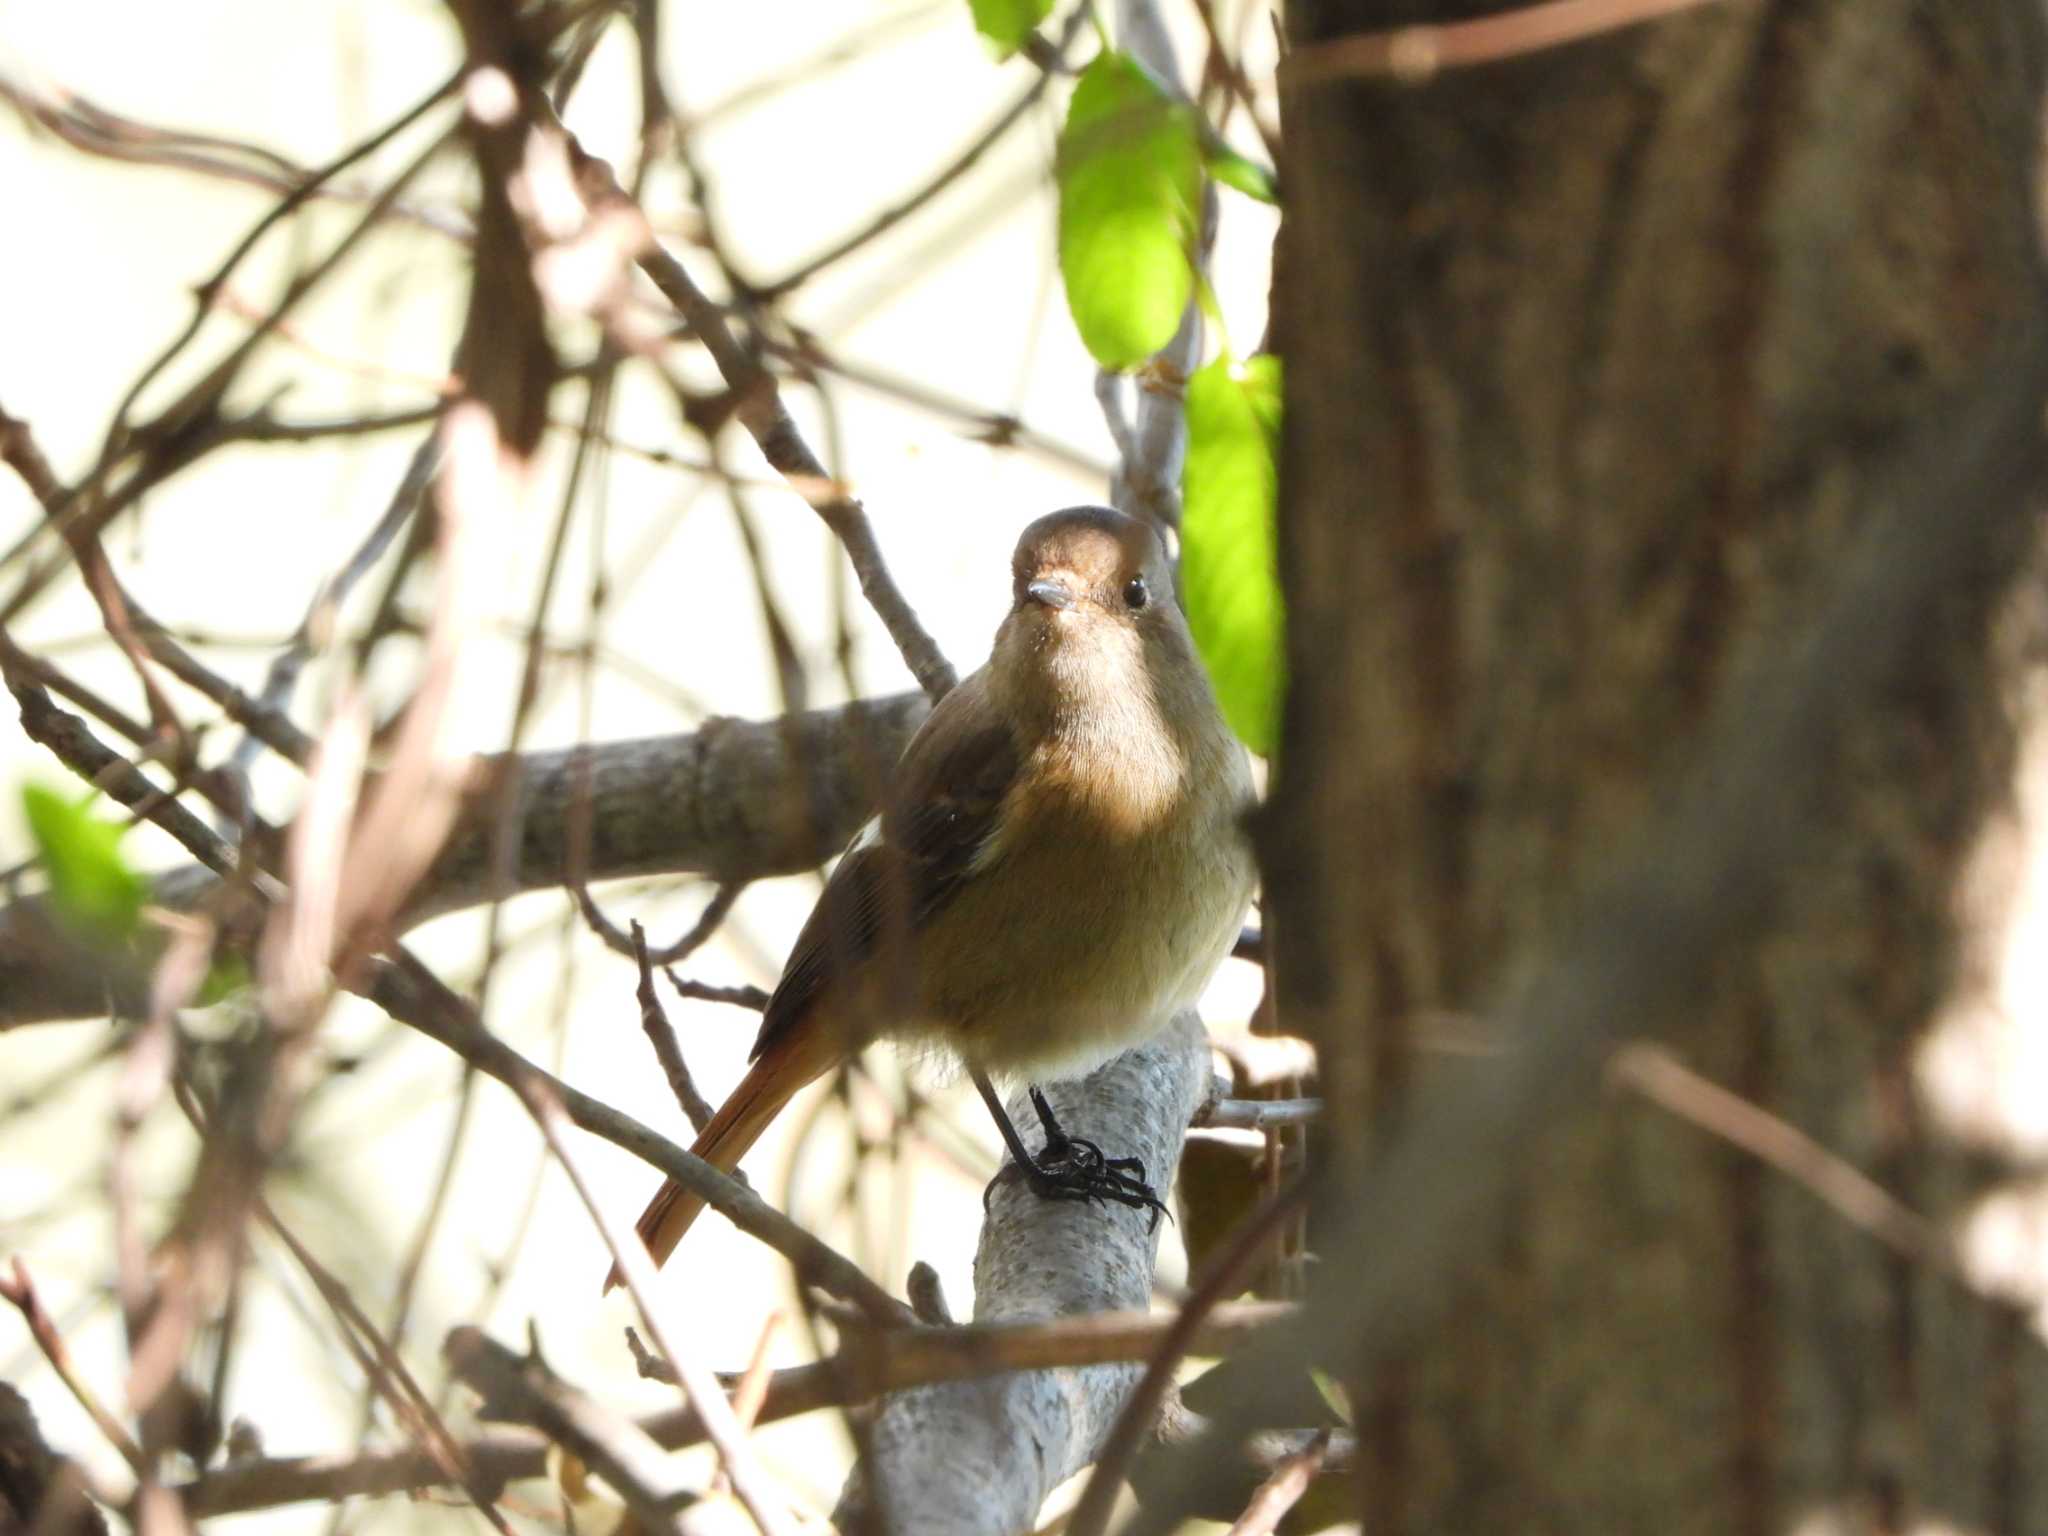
[1268,4,2048,1532]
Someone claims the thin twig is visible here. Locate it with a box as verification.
[511,1075,799,1536]
[573,880,740,966]
[666,970,771,1012]
[226,434,440,781]
[632,919,717,1134]
[1609,1043,1957,1277]
[0,70,469,240]
[1223,1430,1330,1536]
[1191,1097,1321,1131]
[550,116,957,701]
[443,1327,693,1536]
[368,949,911,1325]
[755,9,1084,300]
[252,1197,511,1535]
[1282,0,1735,85]
[0,1257,146,1473]
[3,666,248,881]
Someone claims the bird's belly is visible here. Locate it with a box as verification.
[909,818,1248,1083]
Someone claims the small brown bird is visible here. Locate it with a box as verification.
[612,506,1254,1285]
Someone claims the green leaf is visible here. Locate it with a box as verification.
[1205,141,1278,204]
[1181,353,1284,754]
[21,782,148,942]
[196,953,252,1007]
[1309,1366,1355,1427]
[968,0,1052,56]
[1056,51,1203,369]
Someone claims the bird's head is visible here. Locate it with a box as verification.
[992,506,1193,722]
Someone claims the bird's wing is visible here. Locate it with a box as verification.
[748,672,1019,1061]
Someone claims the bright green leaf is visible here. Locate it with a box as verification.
[1056,51,1203,370]
[1181,353,1284,755]
[968,0,1052,55]
[1205,142,1278,205]
[21,782,148,942]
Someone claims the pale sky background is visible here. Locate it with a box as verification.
[4,4,2048,1535]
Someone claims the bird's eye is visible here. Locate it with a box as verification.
[1122,576,1149,611]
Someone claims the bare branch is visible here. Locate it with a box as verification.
[550,117,957,701]
[368,949,912,1327]
[1283,0,1735,84]
[1222,1430,1330,1536]
[1191,1098,1321,1132]
[443,1327,695,1536]
[0,692,928,1029]
[631,920,717,1135]
[509,1079,798,1536]
[0,1258,144,1474]
[174,1298,1291,1518]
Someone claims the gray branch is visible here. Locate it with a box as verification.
[0,691,928,1029]
[834,1012,1209,1535]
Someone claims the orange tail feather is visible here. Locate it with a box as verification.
[603,1032,837,1292]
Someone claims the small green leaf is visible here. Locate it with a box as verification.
[21,782,148,942]
[1309,1366,1355,1427]
[1181,353,1284,754]
[1056,51,1203,369]
[1205,142,1278,204]
[968,0,1053,56]
[196,953,252,1007]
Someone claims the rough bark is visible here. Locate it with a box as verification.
[834,1013,1210,1536]
[1267,4,2048,1533]
[0,692,927,1028]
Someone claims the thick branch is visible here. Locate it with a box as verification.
[835,1013,1212,1535]
[0,691,928,1028]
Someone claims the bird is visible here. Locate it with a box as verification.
[610,505,1255,1287]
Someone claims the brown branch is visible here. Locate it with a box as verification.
[755,10,1082,300]
[368,948,911,1327]
[0,1258,144,1473]
[0,70,470,241]
[1222,1430,1330,1536]
[1282,0,1735,84]
[1608,1044,1965,1283]
[2,663,246,880]
[632,921,717,1135]
[174,1301,1291,1517]
[552,118,957,702]
[0,1381,112,1536]
[443,1328,694,1536]
[666,971,771,1012]
[507,1079,796,1536]
[252,1198,510,1534]
[572,879,739,966]
[767,337,1113,483]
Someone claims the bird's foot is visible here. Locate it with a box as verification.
[983,1087,1167,1229]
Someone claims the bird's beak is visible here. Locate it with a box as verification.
[1025,577,1074,612]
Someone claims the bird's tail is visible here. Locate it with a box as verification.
[603,1031,837,1293]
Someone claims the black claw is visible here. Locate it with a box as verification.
[1021,1125,1167,1229]
[975,1075,1168,1229]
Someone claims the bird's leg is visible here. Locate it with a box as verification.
[971,1070,1166,1228]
